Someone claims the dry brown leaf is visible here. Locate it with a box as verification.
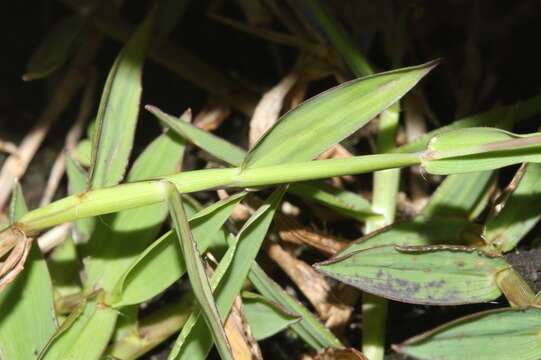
[216,189,252,222]
[0,227,33,292]
[193,97,231,131]
[276,214,345,255]
[0,140,18,156]
[304,347,368,360]
[224,296,263,360]
[249,72,298,147]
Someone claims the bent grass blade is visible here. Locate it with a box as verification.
[170,188,285,360]
[164,181,233,360]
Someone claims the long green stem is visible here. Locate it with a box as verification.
[363,103,401,360]
[18,153,420,233]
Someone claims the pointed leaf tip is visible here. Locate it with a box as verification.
[242,60,438,169]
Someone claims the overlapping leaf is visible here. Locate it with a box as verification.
[243,61,437,169]
[422,128,541,174]
[170,188,285,359]
[165,182,233,360]
[248,263,343,350]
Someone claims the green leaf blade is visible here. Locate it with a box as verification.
[164,181,233,360]
[171,188,286,359]
[422,128,541,175]
[486,163,541,252]
[248,263,343,350]
[88,12,155,189]
[243,61,437,169]
[0,189,57,360]
[316,245,508,305]
[41,299,117,360]
[110,192,245,307]
[338,217,472,257]
[85,130,186,293]
[396,308,541,360]
[242,291,301,341]
[146,105,246,166]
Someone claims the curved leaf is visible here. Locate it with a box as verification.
[316,245,509,305]
[243,61,437,169]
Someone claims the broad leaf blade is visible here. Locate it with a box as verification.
[88,11,154,189]
[165,182,233,360]
[316,245,508,305]
[243,61,437,169]
[396,308,541,360]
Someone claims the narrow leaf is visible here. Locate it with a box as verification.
[9,181,28,224]
[146,105,246,166]
[422,171,495,219]
[171,188,286,359]
[41,298,117,360]
[89,11,155,188]
[85,130,186,293]
[249,263,343,350]
[422,128,541,174]
[289,182,378,221]
[396,94,541,153]
[396,308,541,360]
[164,181,233,360]
[243,61,437,169]
[149,105,377,221]
[316,245,509,305]
[66,154,93,243]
